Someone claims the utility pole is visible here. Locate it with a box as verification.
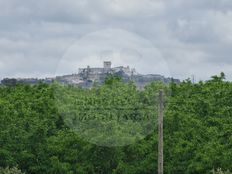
[158,90,164,174]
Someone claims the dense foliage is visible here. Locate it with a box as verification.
[0,74,231,174]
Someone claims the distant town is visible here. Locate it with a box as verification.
[1,61,180,88]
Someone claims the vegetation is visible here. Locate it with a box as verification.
[212,169,232,174]
[0,167,25,174]
[0,74,231,174]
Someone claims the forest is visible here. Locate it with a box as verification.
[0,73,232,174]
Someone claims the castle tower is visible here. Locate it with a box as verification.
[103,61,111,70]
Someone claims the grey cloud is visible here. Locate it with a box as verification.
[0,0,232,80]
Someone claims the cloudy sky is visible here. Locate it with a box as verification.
[0,0,232,81]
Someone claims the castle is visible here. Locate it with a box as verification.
[78,61,136,81]
[55,61,137,87]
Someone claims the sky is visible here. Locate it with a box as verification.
[0,0,232,81]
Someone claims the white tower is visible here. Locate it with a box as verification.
[103,61,112,70]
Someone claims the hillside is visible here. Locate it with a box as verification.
[1,62,180,88]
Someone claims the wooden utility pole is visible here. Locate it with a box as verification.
[158,90,164,174]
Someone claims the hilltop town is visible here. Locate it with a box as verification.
[1,61,180,88]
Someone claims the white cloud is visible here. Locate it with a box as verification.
[56,28,170,76]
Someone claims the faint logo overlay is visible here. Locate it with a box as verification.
[54,28,171,147]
